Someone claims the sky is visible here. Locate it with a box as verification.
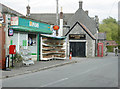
[0,0,119,22]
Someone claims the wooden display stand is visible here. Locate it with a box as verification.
[40,34,66,60]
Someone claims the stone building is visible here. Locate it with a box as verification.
[30,1,99,57]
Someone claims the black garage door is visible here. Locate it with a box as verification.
[70,42,86,57]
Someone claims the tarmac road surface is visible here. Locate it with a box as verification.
[2,53,118,87]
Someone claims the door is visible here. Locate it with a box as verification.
[97,43,103,57]
[70,42,86,57]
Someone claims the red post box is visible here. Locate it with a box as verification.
[9,45,16,54]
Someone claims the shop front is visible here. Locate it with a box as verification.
[9,17,52,61]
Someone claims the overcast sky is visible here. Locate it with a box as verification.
[0,0,119,22]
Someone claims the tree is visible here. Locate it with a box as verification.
[99,17,118,43]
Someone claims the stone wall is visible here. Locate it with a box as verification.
[64,23,96,57]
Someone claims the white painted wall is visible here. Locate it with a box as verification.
[10,32,28,52]
[5,14,11,55]
[92,40,95,57]
[19,33,28,49]
[59,19,63,36]
[10,33,19,52]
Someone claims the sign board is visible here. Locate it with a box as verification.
[5,55,9,68]
[11,17,18,25]
[69,34,86,40]
[29,21,39,28]
[8,29,13,36]
[10,17,52,33]
[18,17,50,30]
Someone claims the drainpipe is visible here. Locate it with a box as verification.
[37,34,40,61]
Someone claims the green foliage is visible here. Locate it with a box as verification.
[99,17,118,43]
[118,24,120,45]
[14,52,23,63]
[102,17,117,24]
[106,46,114,52]
[99,17,118,52]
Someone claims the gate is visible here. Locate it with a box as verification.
[70,42,86,57]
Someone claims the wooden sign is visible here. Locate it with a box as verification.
[69,34,86,40]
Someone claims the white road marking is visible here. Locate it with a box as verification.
[41,61,117,87]
[41,78,69,87]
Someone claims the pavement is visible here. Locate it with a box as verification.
[1,58,78,79]
[2,53,114,79]
[2,53,118,87]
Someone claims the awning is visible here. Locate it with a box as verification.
[10,25,52,34]
[41,34,66,39]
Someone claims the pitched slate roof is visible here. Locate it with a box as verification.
[0,3,24,16]
[30,13,74,25]
[67,8,97,35]
[65,21,96,40]
[30,2,98,36]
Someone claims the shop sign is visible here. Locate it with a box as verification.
[29,21,39,28]
[11,17,18,25]
[69,34,86,40]
[8,29,13,36]
[19,17,50,30]
[12,17,51,32]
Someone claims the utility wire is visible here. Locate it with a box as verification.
[108,0,118,17]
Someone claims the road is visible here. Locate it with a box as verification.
[2,53,118,87]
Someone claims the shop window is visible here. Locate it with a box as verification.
[23,40,27,46]
[10,40,13,45]
[28,34,36,46]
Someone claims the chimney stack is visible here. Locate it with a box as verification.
[60,7,63,19]
[95,15,99,24]
[26,5,30,17]
[79,1,83,9]
[85,10,88,15]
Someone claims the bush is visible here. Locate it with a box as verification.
[14,52,23,63]
[106,46,115,52]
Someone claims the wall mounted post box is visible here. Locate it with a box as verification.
[9,45,16,54]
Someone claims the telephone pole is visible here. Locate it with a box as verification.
[56,0,59,36]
